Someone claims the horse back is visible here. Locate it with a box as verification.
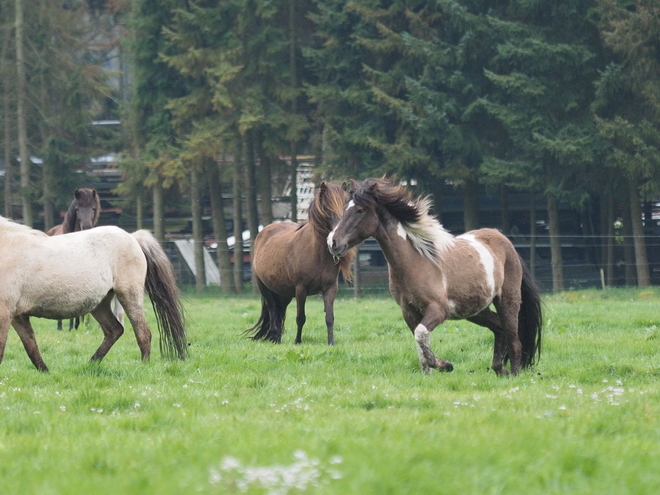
[253,221,338,296]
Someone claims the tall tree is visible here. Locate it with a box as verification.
[593,0,660,286]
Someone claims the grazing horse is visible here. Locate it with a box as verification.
[47,188,102,330]
[327,178,542,375]
[0,216,187,372]
[246,182,355,345]
[47,187,100,236]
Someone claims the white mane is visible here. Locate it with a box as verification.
[401,197,455,265]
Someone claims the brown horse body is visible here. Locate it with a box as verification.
[328,178,542,375]
[47,188,101,330]
[247,182,354,345]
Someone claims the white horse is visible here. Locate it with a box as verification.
[0,216,187,372]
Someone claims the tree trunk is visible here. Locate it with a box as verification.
[529,192,537,281]
[628,177,650,286]
[353,245,361,298]
[462,177,480,232]
[602,193,614,286]
[547,194,564,291]
[153,180,165,243]
[255,129,273,225]
[289,0,299,222]
[136,189,144,230]
[191,166,205,292]
[500,185,510,235]
[209,156,236,294]
[42,163,53,231]
[620,191,636,286]
[233,154,244,294]
[3,84,13,219]
[16,0,32,226]
[244,131,260,294]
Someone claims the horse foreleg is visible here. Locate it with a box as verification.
[294,287,307,345]
[11,315,49,372]
[322,283,339,346]
[468,309,508,376]
[90,295,125,362]
[0,311,12,367]
[407,305,453,374]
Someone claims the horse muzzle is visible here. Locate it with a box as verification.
[326,230,347,258]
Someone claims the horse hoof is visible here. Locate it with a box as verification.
[436,359,453,372]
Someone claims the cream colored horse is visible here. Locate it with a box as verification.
[0,216,187,372]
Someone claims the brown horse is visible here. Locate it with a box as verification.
[47,188,101,236]
[246,182,355,345]
[328,178,542,375]
[47,188,101,330]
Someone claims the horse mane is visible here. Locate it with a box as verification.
[307,182,355,282]
[353,178,455,264]
[62,188,100,233]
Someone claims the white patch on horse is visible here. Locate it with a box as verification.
[459,233,496,298]
[326,229,335,251]
[396,222,407,240]
[414,324,430,368]
[399,197,455,266]
[345,200,355,211]
[448,299,456,314]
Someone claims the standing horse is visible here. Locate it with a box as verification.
[328,178,542,375]
[246,182,355,345]
[47,188,101,330]
[0,216,187,372]
[47,187,100,236]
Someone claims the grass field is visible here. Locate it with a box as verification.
[1,287,659,494]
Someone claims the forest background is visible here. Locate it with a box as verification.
[1,0,660,293]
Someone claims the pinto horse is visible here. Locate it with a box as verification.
[0,216,187,372]
[328,178,542,375]
[47,188,102,330]
[246,182,355,345]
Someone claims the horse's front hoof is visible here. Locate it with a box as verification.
[436,359,453,372]
[435,359,453,372]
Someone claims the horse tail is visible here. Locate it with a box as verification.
[132,230,188,360]
[245,300,272,340]
[518,257,543,368]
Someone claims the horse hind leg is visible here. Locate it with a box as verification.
[114,290,152,361]
[11,315,49,372]
[90,294,126,362]
[468,309,509,376]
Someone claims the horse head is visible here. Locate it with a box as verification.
[73,188,100,231]
[327,178,382,258]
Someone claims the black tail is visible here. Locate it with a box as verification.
[244,295,287,343]
[518,258,543,368]
[132,230,188,360]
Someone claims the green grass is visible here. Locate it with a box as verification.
[1,288,659,494]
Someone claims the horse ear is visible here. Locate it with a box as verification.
[320,182,327,192]
[341,181,347,191]
[349,179,358,193]
[74,188,81,199]
[92,189,97,198]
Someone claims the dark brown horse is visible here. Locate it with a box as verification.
[328,178,542,375]
[47,188,101,236]
[47,188,101,330]
[246,182,355,345]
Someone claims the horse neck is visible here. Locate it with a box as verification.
[62,205,78,233]
[373,212,441,276]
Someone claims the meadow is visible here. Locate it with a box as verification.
[1,287,659,494]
